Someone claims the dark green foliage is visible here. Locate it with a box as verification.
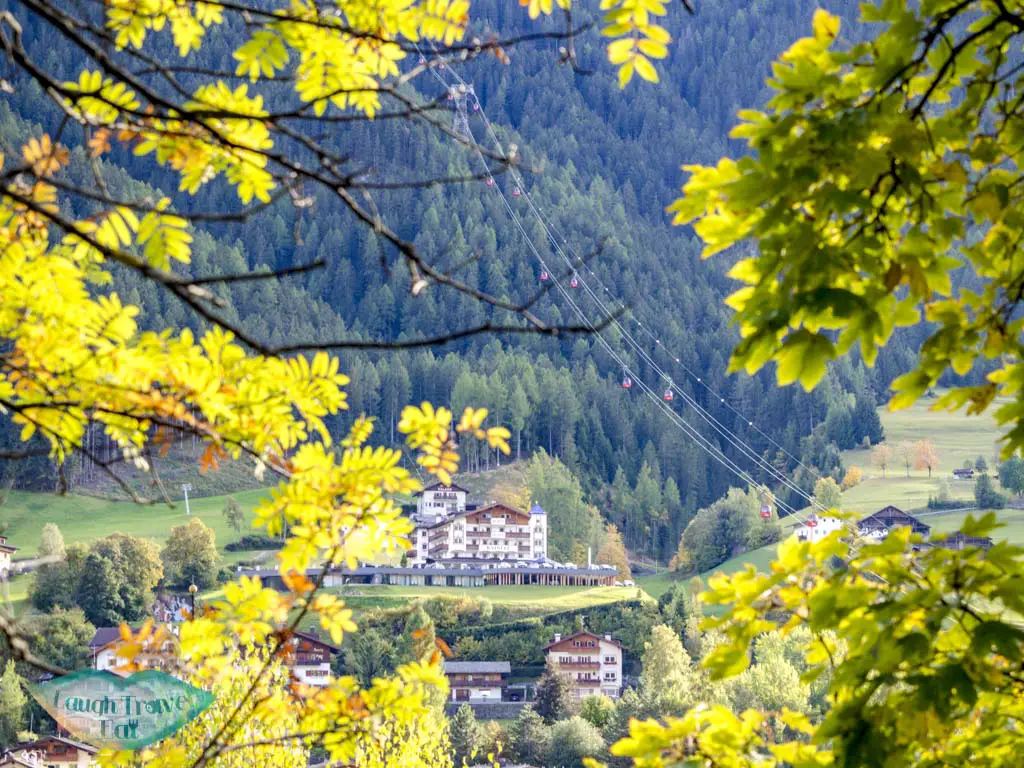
[74,553,126,626]
[23,609,94,672]
[507,705,550,765]
[224,535,282,552]
[0,1,930,561]
[998,457,1024,497]
[341,628,394,687]
[449,704,478,767]
[975,474,1007,510]
[534,663,574,724]
[678,487,782,574]
[29,561,74,612]
[0,660,26,748]
[546,716,606,768]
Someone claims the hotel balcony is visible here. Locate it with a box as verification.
[574,678,601,687]
[556,661,600,671]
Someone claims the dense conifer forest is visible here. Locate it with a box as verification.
[0,0,984,559]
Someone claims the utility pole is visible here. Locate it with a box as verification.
[182,483,192,515]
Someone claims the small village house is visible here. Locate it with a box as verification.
[444,661,511,702]
[0,536,17,579]
[794,513,844,543]
[88,627,177,674]
[544,630,623,700]
[857,505,931,540]
[281,630,338,687]
[8,736,97,768]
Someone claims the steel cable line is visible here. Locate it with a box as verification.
[416,46,821,522]
[461,93,824,512]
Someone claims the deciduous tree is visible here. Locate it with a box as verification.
[998,456,1024,497]
[873,444,894,478]
[639,624,701,716]
[222,497,247,541]
[161,518,220,589]
[596,523,632,580]
[812,476,842,510]
[897,441,915,477]
[546,716,605,768]
[914,440,940,478]
[841,466,863,490]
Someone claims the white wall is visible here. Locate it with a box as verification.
[293,663,332,686]
[598,638,622,699]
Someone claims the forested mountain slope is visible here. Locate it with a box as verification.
[0,0,967,559]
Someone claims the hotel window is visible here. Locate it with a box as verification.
[604,656,616,664]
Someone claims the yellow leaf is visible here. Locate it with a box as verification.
[634,55,659,83]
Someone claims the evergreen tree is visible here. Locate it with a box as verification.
[975,474,1007,510]
[449,704,478,767]
[0,660,25,748]
[507,705,550,766]
[534,658,574,724]
[343,628,393,687]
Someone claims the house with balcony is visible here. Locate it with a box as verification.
[8,737,97,768]
[444,661,510,702]
[544,630,622,700]
[857,505,931,541]
[0,536,17,579]
[281,630,338,687]
[88,626,178,674]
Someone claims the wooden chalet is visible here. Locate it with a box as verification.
[444,661,511,702]
[858,505,931,538]
[10,736,97,768]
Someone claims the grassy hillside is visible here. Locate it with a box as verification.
[0,488,266,557]
[1,398,1015,618]
[638,399,1019,600]
[839,395,1004,514]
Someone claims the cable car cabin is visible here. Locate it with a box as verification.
[485,178,494,187]
[472,102,480,112]
[513,188,521,197]
[760,504,771,519]
[569,274,579,288]
[622,376,633,390]
[663,388,674,401]
[539,271,549,282]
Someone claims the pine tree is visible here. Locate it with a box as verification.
[449,704,478,767]
[534,659,574,724]
[507,705,550,765]
[0,659,26,747]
